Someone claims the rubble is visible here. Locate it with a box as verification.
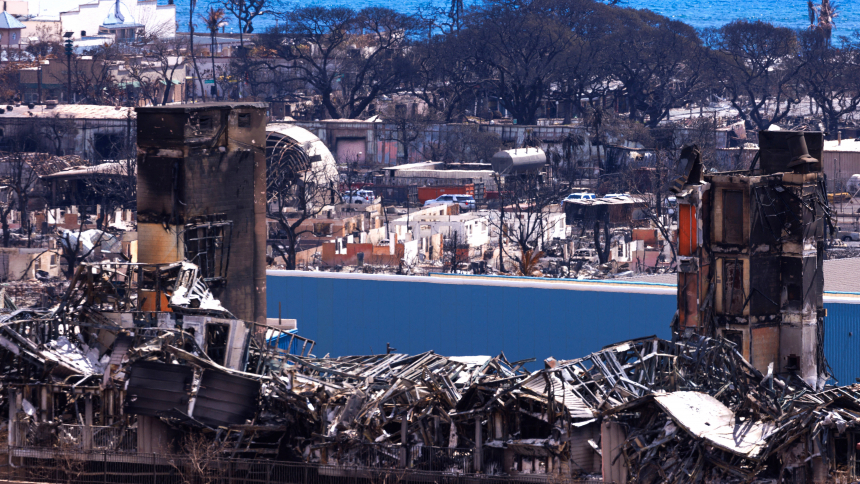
[3,256,860,482]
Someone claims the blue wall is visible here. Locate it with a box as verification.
[267,272,676,368]
[822,296,860,385]
[266,272,860,381]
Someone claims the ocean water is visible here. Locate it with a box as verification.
[174,0,860,36]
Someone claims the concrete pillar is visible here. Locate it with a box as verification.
[84,395,93,451]
[40,387,47,423]
[474,418,482,472]
[8,388,17,447]
[503,448,516,474]
[399,416,408,468]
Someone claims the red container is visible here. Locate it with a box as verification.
[417,185,474,203]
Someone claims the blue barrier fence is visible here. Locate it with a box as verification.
[267,271,860,381]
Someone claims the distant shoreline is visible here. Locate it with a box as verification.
[170,0,860,36]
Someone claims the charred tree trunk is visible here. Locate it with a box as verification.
[284,225,298,270]
[1,216,10,248]
[594,217,611,264]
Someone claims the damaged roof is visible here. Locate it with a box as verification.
[0,104,134,120]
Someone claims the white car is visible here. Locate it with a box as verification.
[562,193,596,204]
[836,226,860,242]
[424,194,476,211]
[342,190,375,204]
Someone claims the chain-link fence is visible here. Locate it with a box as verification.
[14,423,137,452]
[0,447,603,484]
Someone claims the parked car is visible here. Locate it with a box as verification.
[342,190,375,204]
[423,194,476,211]
[847,174,860,195]
[561,192,596,204]
[836,226,860,242]
[828,238,847,248]
[571,248,598,262]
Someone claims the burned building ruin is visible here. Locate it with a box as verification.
[674,131,829,387]
[135,103,268,326]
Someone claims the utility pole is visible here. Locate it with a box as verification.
[37,59,42,103]
[63,32,74,103]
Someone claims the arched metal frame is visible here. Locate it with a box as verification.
[266,132,311,202]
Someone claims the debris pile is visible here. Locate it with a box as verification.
[554,336,860,482]
[0,279,67,307]
[279,352,532,469]
[3,260,860,481]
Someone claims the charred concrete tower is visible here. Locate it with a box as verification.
[675,132,828,387]
[135,103,268,326]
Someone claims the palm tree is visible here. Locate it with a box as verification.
[201,7,226,100]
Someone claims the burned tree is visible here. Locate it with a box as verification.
[379,104,432,165]
[170,432,229,484]
[552,130,587,187]
[267,132,338,270]
[126,35,188,106]
[84,156,136,229]
[0,149,46,247]
[0,162,16,248]
[492,173,563,275]
[407,31,480,122]
[259,7,417,119]
[11,113,80,157]
[85,110,137,228]
[202,7,228,101]
[225,0,267,48]
[463,0,575,125]
[422,125,503,166]
[604,8,707,127]
[797,30,860,136]
[705,20,805,130]
[442,229,469,273]
[56,207,109,278]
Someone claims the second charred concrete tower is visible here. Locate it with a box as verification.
[135,103,268,326]
[675,131,828,387]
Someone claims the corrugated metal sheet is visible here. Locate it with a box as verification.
[521,374,594,419]
[822,151,860,188]
[125,362,193,416]
[194,370,260,427]
[109,335,134,366]
[569,424,600,474]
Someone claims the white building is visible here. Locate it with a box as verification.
[487,210,567,249]
[391,205,490,249]
[11,0,175,46]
